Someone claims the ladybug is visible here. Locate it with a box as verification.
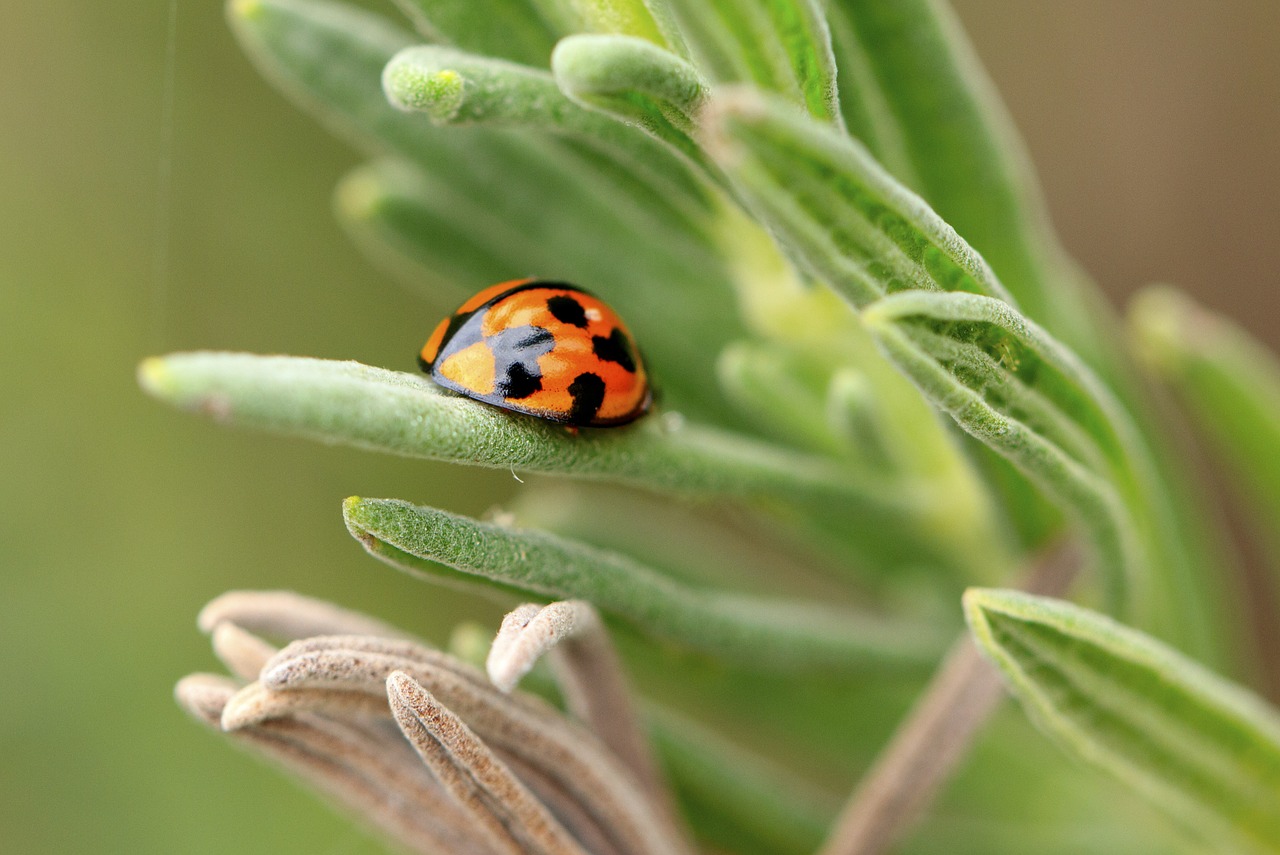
[419,279,651,427]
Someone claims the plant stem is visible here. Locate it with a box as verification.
[819,540,1082,855]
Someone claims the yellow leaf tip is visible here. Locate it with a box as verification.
[228,0,264,21]
[137,356,171,398]
[335,171,386,222]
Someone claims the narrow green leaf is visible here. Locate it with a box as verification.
[381,44,717,245]
[229,0,747,425]
[1132,287,1280,597]
[699,87,1013,309]
[389,0,560,67]
[383,44,601,128]
[333,160,515,306]
[657,0,841,125]
[137,353,911,516]
[344,496,947,670]
[556,0,667,45]
[551,34,708,163]
[765,0,842,125]
[819,2,917,184]
[509,482,856,595]
[825,368,894,471]
[820,0,1234,669]
[229,0,721,296]
[862,288,1231,658]
[862,290,1143,612]
[717,340,849,458]
[823,0,1083,343]
[965,588,1280,854]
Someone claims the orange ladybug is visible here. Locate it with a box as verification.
[419,279,652,427]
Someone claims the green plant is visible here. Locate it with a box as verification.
[140,1,1280,853]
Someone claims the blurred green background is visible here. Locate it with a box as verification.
[2,2,1277,853]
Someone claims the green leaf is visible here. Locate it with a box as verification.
[380,43,714,232]
[816,0,1232,668]
[333,159,511,307]
[824,367,894,471]
[137,353,909,515]
[686,9,1223,665]
[716,340,849,458]
[229,0,746,424]
[965,588,1280,854]
[823,0,1064,326]
[229,0,722,299]
[508,482,859,595]
[862,290,1143,612]
[1132,287,1280,598]
[389,0,561,67]
[698,87,1013,309]
[854,289,1229,659]
[655,0,841,124]
[344,496,947,670]
[551,34,709,164]
[554,0,667,45]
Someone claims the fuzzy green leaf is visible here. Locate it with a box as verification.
[137,352,909,515]
[699,87,1012,309]
[384,44,607,130]
[229,0,722,293]
[825,1,1066,325]
[332,159,518,307]
[389,0,560,67]
[230,0,747,424]
[819,0,1232,667]
[965,588,1280,854]
[344,496,946,670]
[1132,287,1280,597]
[552,34,708,163]
[556,0,667,45]
[863,290,1143,612]
[717,340,850,458]
[862,288,1225,660]
[656,0,841,125]
[825,368,895,471]
[381,43,718,248]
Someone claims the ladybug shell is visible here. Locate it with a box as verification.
[419,279,651,427]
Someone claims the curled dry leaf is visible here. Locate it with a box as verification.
[176,590,694,855]
[487,600,683,838]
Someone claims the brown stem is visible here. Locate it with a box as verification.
[818,541,1083,855]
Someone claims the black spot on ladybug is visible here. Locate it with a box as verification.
[547,295,589,328]
[568,372,606,424]
[490,325,555,399]
[501,362,542,399]
[592,329,636,373]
